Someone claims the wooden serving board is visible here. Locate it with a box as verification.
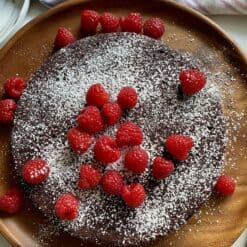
[0,0,246,246]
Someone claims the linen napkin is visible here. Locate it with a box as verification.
[177,0,247,14]
[40,0,247,15]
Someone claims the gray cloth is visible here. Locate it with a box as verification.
[39,0,247,15]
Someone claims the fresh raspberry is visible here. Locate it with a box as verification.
[101,102,122,126]
[165,135,193,161]
[124,148,148,174]
[0,188,23,214]
[143,17,165,39]
[77,106,104,134]
[78,164,102,189]
[152,156,174,180]
[117,87,138,110]
[121,183,146,208]
[4,77,26,99]
[116,122,143,147]
[100,12,120,33]
[55,193,79,220]
[0,99,17,124]
[22,159,50,184]
[120,13,142,33]
[179,69,207,95]
[54,27,75,49]
[86,83,110,107]
[94,136,121,164]
[101,170,124,195]
[215,175,235,196]
[67,127,93,154]
[81,10,100,33]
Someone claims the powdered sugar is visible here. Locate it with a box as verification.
[11,33,226,246]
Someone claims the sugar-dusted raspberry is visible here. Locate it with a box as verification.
[0,99,17,124]
[121,183,146,208]
[100,12,120,33]
[117,87,138,110]
[124,148,148,174]
[215,175,235,196]
[101,170,124,195]
[54,27,75,49]
[67,127,93,154]
[81,9,100,33]
[116,121,143,147]
[94,136,121,164]
[77,106,104,134]
[22,159,50,184]
[55,193,79,220]
[165,134,193,161]
[0,188,23,214]
[86,83,110,107]
[78,164,102,189]
[101,102,122,126]
[120,12,142,33]
[179,69,207,95]
[143,17,165,39]
[4,76,26,99]
[152,156,174,180]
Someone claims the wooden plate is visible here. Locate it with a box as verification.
[0,0,246,246]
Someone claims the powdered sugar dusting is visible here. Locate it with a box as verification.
[11,33,226,246]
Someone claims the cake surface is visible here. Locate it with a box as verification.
[11,32,225,246]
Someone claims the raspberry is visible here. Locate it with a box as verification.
[78,164,102,189]
[86,83,110,107]
[116,122,143,147]
[143,17,165,39]
[0,188,23,214]
[101,102,122,126]
[101,170,124,195]
[100,12,120,33]
[67,127,93,154]
[94,136,121,164]
[165,135,193,161]
[54,27,75,49]
[77,106,104,133]
[4,76,26,99]
[22,159,50,184]
[81,10,100,33]
[152,156,174,180]
[120,13,142,33]
[117,87,138,110]
[0,99,16,124]
[124,148,148,174]
[55,193,79,220]
[179,69,207,95]
[121,183,146,208]
[215,175,235,196]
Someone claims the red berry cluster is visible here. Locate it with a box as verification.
[150,135,193,181]
[56,83,146,220]
[54,11,165,49]
[0,77,26,125]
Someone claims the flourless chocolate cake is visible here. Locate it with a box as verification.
[11,32,225,246]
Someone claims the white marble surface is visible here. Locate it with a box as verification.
[0,1,246,246]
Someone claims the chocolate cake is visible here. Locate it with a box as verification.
[11,32,225,246]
